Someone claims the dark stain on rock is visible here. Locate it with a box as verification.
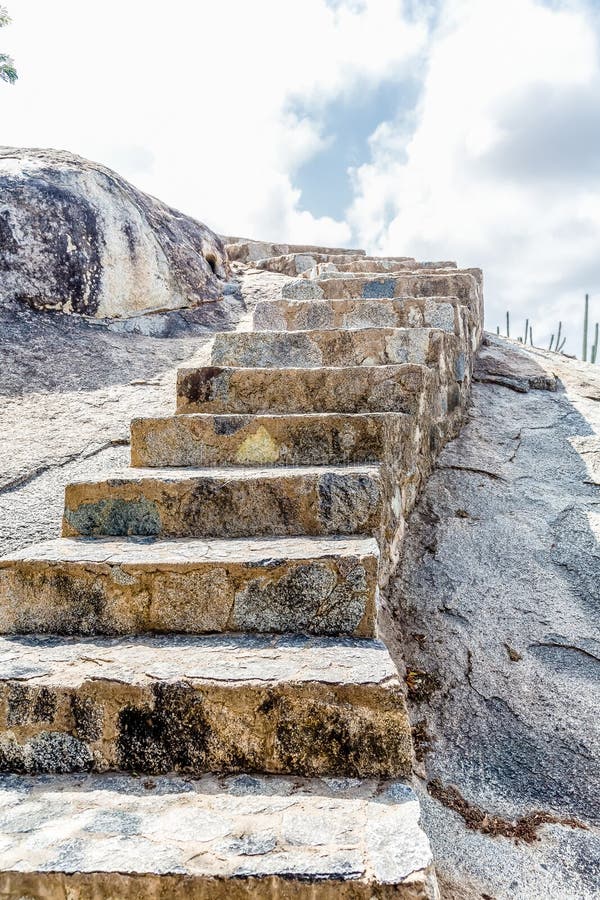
[117,682,210,773]
[0,210,19,261]
[122,221,137,258]
[0,732,93,774]
[271,694,409,777]
[447,383,461,412]
[213,415,250,436]
[65,498,161,537]
[7,684,57,727]
[7,684,34,726]
[428,778,587,842]
[317,473,380,533]
[51,574,108,633]
[405,668,441,704]
[179,368,223,405]
[32,687,57,724]
[0,173,103,315]
[71,695,103,742]
[362,278,395,299]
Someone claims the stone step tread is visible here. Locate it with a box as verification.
[176,365,428,415]
[67,463,381,485]
[1,534,380,566]
[130,412,409,468]
[0,633,397,687]
[62,465,384,540]
[0,635,411,778]
[0,772,434,894]
[0,536,379,638]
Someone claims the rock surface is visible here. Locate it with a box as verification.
[0,148,230,318]
[387,336,600,899]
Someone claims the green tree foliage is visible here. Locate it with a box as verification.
[0,5,17,84]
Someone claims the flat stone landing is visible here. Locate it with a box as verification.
[0,772,436,898]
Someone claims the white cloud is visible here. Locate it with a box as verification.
[1,0,426,243]
[347,0,600,351]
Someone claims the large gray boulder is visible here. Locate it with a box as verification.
[0,148,230,318]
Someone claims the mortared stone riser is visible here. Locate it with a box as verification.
[130,412,411,469]
[61,466,384,540]
[252,296,470,341]
[0,536,379,637]
[176,365,430,416]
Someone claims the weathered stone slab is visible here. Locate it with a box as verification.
[0,535,379,637]
[253,253,417,276]
[131,412,411,468]
[62,465,384,539]
[211,327,453,369]
[281,272,483,340]
[225,240,365,263]
[0,634,412,777]
[253,296,466,337]
[0,772,436,897]
[176,365,430,415]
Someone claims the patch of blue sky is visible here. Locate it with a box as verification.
[292,77,420,220]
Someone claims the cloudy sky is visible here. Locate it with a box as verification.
[2,0,600,352]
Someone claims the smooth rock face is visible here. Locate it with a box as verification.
[176,365,430,415]
[389,337,600,899]
[62,466,384,539]
[0,634,412,778]
[0,148,230,318]
[0,773,435,897]
[131,412,411,468]
[0,535,379,636]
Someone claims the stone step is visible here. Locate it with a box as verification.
[62,465,384,540]
[0,535,379,637]
[0,772,437,897]
[281,271,483,334]
[253,294,466,335]
[211,326,450,369]
[0,633,412,778]
[252,253,417,276]
[131,412,410,468]
[224,240,365,264]
[176,365,429,415]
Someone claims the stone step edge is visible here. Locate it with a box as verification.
[0,772,436,895]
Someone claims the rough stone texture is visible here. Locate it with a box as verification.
[131,412,411,468]
[62,466,384,539]
[0,634,412,778]
[385,336,600,899]
[0,535,379,637]
[211,327,458,369]
[253,296,465,337]
[176,365,431,415]
[0,148,230,318]
[223,239,364,263]
[282,273,483,344]
[253,253,417,276]
[0,772,435,898]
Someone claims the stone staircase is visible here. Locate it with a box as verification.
[0,242,482,897]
